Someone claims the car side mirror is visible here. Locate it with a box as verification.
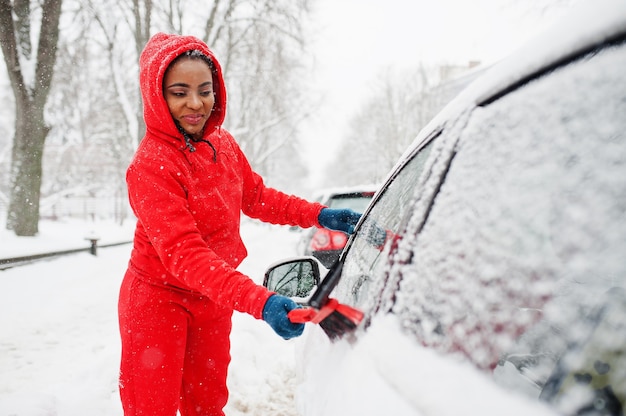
[263,257,321,298]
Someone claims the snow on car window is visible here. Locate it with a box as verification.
[391,41,626,404]
[333,137,437,310]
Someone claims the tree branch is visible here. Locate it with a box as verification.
[33,0,63,109]
[0,0,27,101]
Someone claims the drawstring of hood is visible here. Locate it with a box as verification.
[176,121,217,162]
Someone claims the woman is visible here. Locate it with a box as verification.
[118,32,360,416]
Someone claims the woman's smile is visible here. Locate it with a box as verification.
[182,114,205,125]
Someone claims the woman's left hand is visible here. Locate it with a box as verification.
[318,208,362,234]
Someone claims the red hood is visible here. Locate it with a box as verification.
[139,32,227,145]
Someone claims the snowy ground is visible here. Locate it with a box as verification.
[0,218,562,416]
[0,218,303,416]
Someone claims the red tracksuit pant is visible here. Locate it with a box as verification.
[118,270,232,416]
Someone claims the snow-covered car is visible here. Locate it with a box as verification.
[297,186,378,268]
[264,1,626,414]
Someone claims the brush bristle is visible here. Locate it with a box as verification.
[319,310,360,340]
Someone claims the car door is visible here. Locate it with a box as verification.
[388,39,626,413]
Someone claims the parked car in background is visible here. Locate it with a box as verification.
[298,186,377,268]
[264,1,626,414]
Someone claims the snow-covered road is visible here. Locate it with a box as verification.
[0,219,303,415]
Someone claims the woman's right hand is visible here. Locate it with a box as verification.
[262,294,305,339]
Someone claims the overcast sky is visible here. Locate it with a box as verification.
[300,0,577,186]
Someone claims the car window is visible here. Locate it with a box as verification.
[327,194,373,213]
[391,42,626,408]
[331,136,436,310]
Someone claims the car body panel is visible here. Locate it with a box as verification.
[296,314,558,416]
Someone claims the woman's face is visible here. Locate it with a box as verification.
[163,58,215,140]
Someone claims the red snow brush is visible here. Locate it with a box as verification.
[288,299,364,340]
[288,261,364,340]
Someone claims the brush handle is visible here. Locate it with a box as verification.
[309,262,344,310]
[287,308,317,323]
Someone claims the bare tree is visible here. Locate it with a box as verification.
[322,60,487,189]
[0,0,314,229]
[323,66,433,188]
[86,0,152,147]
[0,0,63,235]
[210,0,313,189]
[43,10,135,224]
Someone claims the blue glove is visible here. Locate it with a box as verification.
[318,208,362,234]
[262,295,305,340]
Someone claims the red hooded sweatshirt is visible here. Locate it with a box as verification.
[126,33,324,319]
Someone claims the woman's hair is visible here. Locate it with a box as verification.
[169,49,217,74]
